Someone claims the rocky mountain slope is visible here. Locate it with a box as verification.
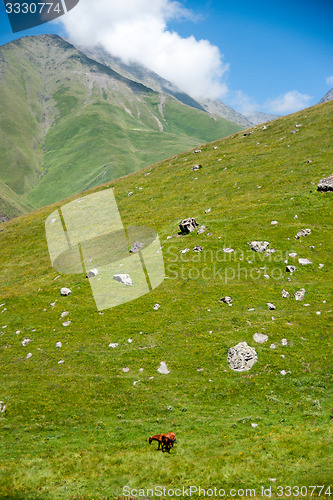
[319,87,333,103]
[0,100,332,499]
[0,34,242,214]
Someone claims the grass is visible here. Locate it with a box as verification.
[0,101,332,499]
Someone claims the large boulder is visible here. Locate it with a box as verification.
[317,174,333,192]
[179,218,199,234]
[227,341,258,372]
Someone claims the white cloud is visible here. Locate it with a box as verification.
[326,76,333,86]
[228,90,258,116]
[59,0,228,99]
[264,91,312,114]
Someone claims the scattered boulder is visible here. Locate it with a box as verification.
[60,288,71,296]
[253,333,268,343]
[282,289,290,298]
[55,342,62,348]
[180,248,190,254]
[288,252,297,258]
[130,241,144,253]
[267,303,276,310]
[122,367,130,373]
[179,218,198,234]
[86,269,98,278]
[109,343,119,348]
[227,342,257,372]
[197,225,206,234]
[205,208,211,213]
[62,321,71,327]
[153,303,160,310]
[220,296,233,305]
[26,353,32,359]
[317,174,333,192]
[294,288,306,301]
[295,228,311,240]
[113,274,133,286]
[286,265,296,273]
[248,241,270,252]
[60,311,69,318]
[271,221,278,225]
[0,402,6,413]
[298,258,312,265]
[281,339,288,346]
[191,164,202,171]
[193,149,202,153]
[193,246,203,252]
[157,361,170,374]
[223,248,234,253]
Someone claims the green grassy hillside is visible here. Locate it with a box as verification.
[0,35,242,214]
[0,101,332,499]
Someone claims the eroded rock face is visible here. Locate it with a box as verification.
[179,218,199,234]
[317,174,333,192]
[248,241,270,252]
[227,341,257,372]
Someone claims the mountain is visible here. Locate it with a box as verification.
[318,87,333,103]
[77,44,253,128]
[0,34,242,214]
[243,111,280,125]
[0,101,332,498]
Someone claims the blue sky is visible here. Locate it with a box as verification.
[0,0,332,115]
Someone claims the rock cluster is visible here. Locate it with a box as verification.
[295,228,311,240]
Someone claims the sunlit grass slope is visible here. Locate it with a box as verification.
[0,101,332,499]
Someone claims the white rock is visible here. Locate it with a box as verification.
[282,289,290,298]
[223,248,234,253]
[253,333,268,343]
[56,342,62,348]
[270,344,276,349]
[60,311,69,318]
[280,370,287,376]
[122,367,130,373]
[294,288,306,301]
[113,274,133,286]
[220,296,233,305]
[318,263,324,269]
[205,208,211,213]
[62,321,71,327]
[109,343,119,348]
[251,423,258,428]
[316,311,321,315]
[58,360,64,364]
[21,339,33,347]
[271,221,278,225]
[180,248,190,254]
[128,338,133,343]
[281,339,288,346]
[133,380,140,386]
[267,303,276,310]
[139,368,144,372]
[86,268,99,278]
[298,258,312,265]
[153,303,160,310]
[26,353,32,359]
[227,342,257,372]
[248,241,270,253]
[288,252,297,258]
[60,288,71,296]
[294,215,298,219]
[157,361,170,374]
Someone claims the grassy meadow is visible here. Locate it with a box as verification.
[0,101,332,499]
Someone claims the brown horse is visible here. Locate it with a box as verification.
[149,432,176,452]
